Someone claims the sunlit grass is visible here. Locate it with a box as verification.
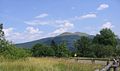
[0,57,102,71]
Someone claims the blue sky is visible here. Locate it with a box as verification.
[0,0,120,43]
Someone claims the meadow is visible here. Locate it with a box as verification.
[0,57,103,71]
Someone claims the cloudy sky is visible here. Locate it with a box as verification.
[0,0,120,43]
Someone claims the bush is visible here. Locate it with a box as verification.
[0,24,29,59]
[32,43,55,57]
[56,42,70,57]
[0,40,29,59]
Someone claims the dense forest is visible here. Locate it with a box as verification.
[0,23,120,59]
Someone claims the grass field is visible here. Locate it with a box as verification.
[0,57,104,71]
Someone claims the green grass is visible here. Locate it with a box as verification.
[0,57,102,71]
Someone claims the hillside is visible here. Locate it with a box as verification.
[16,32,94,50]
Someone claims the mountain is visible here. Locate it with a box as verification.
[16,32,94,50]
[59,32,89,36]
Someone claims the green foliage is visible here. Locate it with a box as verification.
[91,28,117,57]
[57,42,70,57]
[93,28,117,47]
[115,45,120,56]
[74,28,118,58]
[0,40,29,59]
[0,24,4,40]
[74,36,92,57]
[50,40,58,56]
[50,40,70,57]
[1,23,119,58]
[90,44,115,58]
[32,43,55,57]
[0,24,29,59]
[22,48,32,57]
[32,41,70,57]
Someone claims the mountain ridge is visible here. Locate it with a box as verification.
[16,32,94,50]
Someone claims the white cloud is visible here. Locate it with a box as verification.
[80,13,97,19]
[25,13,97,26]
[59,22,74,28]
[23,12,98,40]
[102,22,114,29]
[52,28,66,35]
[55,20,68,24]
[3,27,43,43]
[25,13,49,26]
[51,21,74,36]
[3,28,14,37]
[24,20,49,26]
[97,4,109,10]
[7,22,71,43]
[25,19,70,26]
[71,13,97,20]
[35,13,48,18]
[3,28,23,42]
[24,27,43,42]
[26,27,42,34]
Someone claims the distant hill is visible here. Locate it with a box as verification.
[16,32,94,50]
[59,32,89,36]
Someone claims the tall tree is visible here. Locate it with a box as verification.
[93,28,117,47]
[0,24,28,59]
[57,41,69,57]
[50,40,59,56]
[75,36,91,57]
[0,23,4,40]
[50,40,57,51]
[0,23,5,49]
[92,28,117,57]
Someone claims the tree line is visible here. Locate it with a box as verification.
[74,28,118,58]
[32,28,120,58]
[0,23,120,59]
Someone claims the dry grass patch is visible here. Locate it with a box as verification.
[0,57,102,71]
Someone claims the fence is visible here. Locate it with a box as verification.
[99,59,119,71]
[74,58,120,71]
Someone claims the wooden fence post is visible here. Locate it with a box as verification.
[106,60,111,71]
[99,58,119,71]
[112,59,119,71]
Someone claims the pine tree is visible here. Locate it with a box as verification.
[0,23,5,40]
[50,40,58,56]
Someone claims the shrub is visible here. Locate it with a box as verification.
[32,43,55,57]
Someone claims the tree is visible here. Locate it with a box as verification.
[32,43,55,57]
[91,28,117,57]
[50,40,70,57]
[0,23,28,59]
[0,23,4,40]
[90,44,115,58]
[50,40,58,56]
[0,23,5,49]
[57,42,69,57]
[74,36,91,57]
[93,28,117,47]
